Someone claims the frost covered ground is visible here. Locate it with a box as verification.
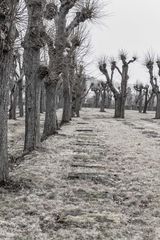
[1,108,160,240]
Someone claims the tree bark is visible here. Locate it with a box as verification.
[24,49,41,151]
[138,94,143,113]
[148,94,155,111]
[0,55,10,182]
[62,77,71,123]
[42,83,57,139]
[155,92,160,119]
[106,90,112,109]
[24,47,42,151]
[43,6,66,136]
[0,0,18,182]
[9,83,18,120]
[62,54,71,123]
[100,90,106,112]
[40,82,46,113]
[143,88,149,114]
[23,0,45,152]
[75,95,81,117]
[114,95,122,118]
[95,91,100,108]
[120,65,128,118]
[18,79,24,117]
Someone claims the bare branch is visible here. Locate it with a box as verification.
[98,58,119,96]
[128,56,137,65]
[66,0,103,35]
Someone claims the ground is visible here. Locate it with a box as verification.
[1,108,160,240]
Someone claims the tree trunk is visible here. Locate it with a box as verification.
[18,79,24,117]
[75,95,81,117]
[43,83,58,139]
[106,91,112,109]
[138,90,143,113]
[0,0,18,182]
[148,94,155,111]
[143,100,147,114]
[23,0,45,152]
[120,90,126,118]
[9,84,18,120]
[0,55,10,182]
[100,90,106,112]
[138,98,143,113]
[95,92,100,108]
[24,48,41,152]
[40,82,46,113]
[120,65,129,118]
[143,89,149,113]
[62,77,71,123]
[71,91,76,117]
[155,92,160,119]
[114,95,122,118]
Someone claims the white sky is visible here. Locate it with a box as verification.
[86,0,160,85]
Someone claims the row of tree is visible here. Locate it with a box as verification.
[89,82,155,113]
[0,0,101,183]
[96,51,160,119]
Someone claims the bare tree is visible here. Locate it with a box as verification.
[40,82,46,113]
[0,0,19,182]
[134,83,144,113]
[99,51,136,118]
[145,54,160,118]
[91,83,101,108]
[8,50,24,120]
[126,87,133,110]
[148,91,156,111]
[134,83,153,113]
[106,85,112,109]
[99,81,107,112]
[61,27,91,122]
[73,65,91,117]
[16,49,24,117]
[42,1,78,138]
[23,0,48,152]
[142,85,153,113]
[42,0,103,138]
[9,53,18,120]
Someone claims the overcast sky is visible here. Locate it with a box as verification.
[87,0,160,85]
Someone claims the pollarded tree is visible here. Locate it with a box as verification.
[145,54,160,118]
[91,83,101,108]
[16,49,24,117]
[0,0,19,182]
[23,0,48,152]
[134,83,153,113]
[62,27,91,121]
[106,85,112,109]
[8,50,24,120]
[99,51,136,118]
[70,26,94,118]
[148,91,156,111]
[134,83,144,113]
[9,53,18,120]
[42,0,103,138]
[99,81,107,112]
[42,1,79,138]
[61,32,81,123]
[142,85,153,114]
[72,65,87,117]
[91,80,108,112]
[126,87,133,110]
